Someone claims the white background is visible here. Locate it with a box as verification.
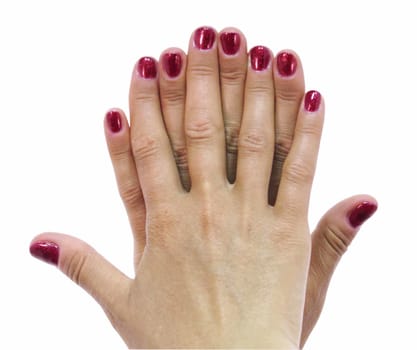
[1,0,416,348]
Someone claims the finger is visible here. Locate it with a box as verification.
[29,233,131,319]
[185,26,226,190]
[235,46,275,203]
[300,195,378,347]
[275,90,324,219]
[158,49,191,191]
[269,50,305,205]
[218,27,248,184]
[129,57,183,206]
[104,109,146,264]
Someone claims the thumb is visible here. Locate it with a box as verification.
[29,233,131,319]
[301,195,378,347]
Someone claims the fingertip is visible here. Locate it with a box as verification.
[104,108,132,159]
[275,50,298,78]
[347,196,378,229]
[135,56,158,79]
[249,45,273,71]
[29,236,60,266]
[159,48,186,79]
[218,27,246,57]
[318,194,377,241]
[104,108,128,135]
[191,26,217,51]
[273,49,305,95]
[304,90,323,113]
[29,232,90,269]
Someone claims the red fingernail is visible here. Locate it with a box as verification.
[220,32,241,55]
[277,51,297,77]
[30,241,59,265]
[193,26,216,50]
[250,46,271,71]
[106,110,122,133]
[348,202,378,228]
[304,90,321,112]
[137,57,157,79]
[162,52,182,78]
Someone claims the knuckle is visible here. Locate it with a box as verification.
[283,160,313,185]
[161,87,185,107]
[322,224,350,257]
[246,83,272,96]
[298,121,322,137]
[188,63,217,77]
[131,90,157,105]
[131,135,160,161]
[185,116,217,143]
[276,89,301,103]
[239,129,268,154]
[119,182,142,208]
[108,146,131,162]
[63,251,88,285]
[220,68,246,86]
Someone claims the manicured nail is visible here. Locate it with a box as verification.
[193,26,215,50]
[277,51,297,77]
[137,57,157,79]
[348,202,378,228]
[250,46,271,71]
[220,32,241,55]
[162,52,182,78]
[106,110,122,133]
[30,241,59,265]
[304,90,321,112]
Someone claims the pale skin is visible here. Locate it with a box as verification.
[30,27,377,348]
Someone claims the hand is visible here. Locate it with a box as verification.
[30,26,377,348]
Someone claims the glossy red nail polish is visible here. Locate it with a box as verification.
[348,201,378,228]
[106,110,122,133]
[304,90,321,112]
[277,51,297,77]
[137,57,157,79]
[250,46,271,71]
[220,32,241,55]
[30,241,59,265]
[193,26,215,50]
[162,53,182,78]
